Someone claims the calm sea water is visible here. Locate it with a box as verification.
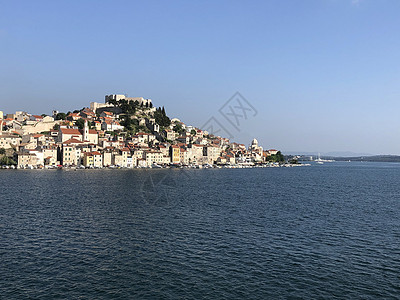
[1,162,400,299]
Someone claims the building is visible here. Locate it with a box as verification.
[105,94,152,107]
[62,139,83,166]
[83,151,103,168]
[188,144,204,164]
[144,150,163,166]
[42,146,58,166]
[112,148,131,167]
[162,129,176,141]
[179,148,189,165]
[101,120,124,132]
[0,133,21,149]
[170,145,180,164]
[17,151,43,168]
[203,145,221,164]
[90,101,114,113]
[249,138,263,153]
[268,149,279,155]
[102,150,113,167]
[58,121,98,144]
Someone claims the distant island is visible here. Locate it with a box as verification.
[0,94,290,169]
[298,155,400,163]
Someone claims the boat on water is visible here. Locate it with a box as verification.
[315,153,335,164]
[316,153,324,164]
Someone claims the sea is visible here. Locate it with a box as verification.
[1,162,399,299]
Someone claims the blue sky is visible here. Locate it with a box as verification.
[1,0,400,154]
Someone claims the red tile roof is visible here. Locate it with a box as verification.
[63,138,83,145]
[60,128,81,135]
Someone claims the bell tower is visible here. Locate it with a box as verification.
[83,120,89,142]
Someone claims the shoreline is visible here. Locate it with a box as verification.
[1,163,310,170]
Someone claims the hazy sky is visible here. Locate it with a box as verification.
[1,0,400,154]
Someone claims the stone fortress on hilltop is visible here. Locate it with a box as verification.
[90,94,152,113]
[105,95,152,107]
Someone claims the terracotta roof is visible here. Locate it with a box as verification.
[60,128,97,135]
[63,138,83,145]
[60,128,81,135]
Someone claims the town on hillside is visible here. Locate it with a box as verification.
[0,94,287,169]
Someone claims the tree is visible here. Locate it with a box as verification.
[0,148,5,155]
[75,118,85,129]
[266,151,285,163]
[0,156,16,165]
[190,129,196,136]
[173,123,184,135]
[41,114,47,117]
[154,107,171,127]
[276,151,285,162]
[53,124,60,130]
[55,112,67,120]
[108,99,118,106]
[121,116,139,133]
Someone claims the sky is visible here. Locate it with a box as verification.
[1,0,400,155]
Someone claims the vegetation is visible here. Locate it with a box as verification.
[138,125,151,133]
[108,99,139,115]
[107,99,170,134]
[191,129,196,136]
[75,118,85,129]
[266,151,285,163]
[120,117,139,134]
[173,122,182,132]
[55,112,67,120]
[0,156,16,165]
[0,148,5,155]
[154,107,171,127]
